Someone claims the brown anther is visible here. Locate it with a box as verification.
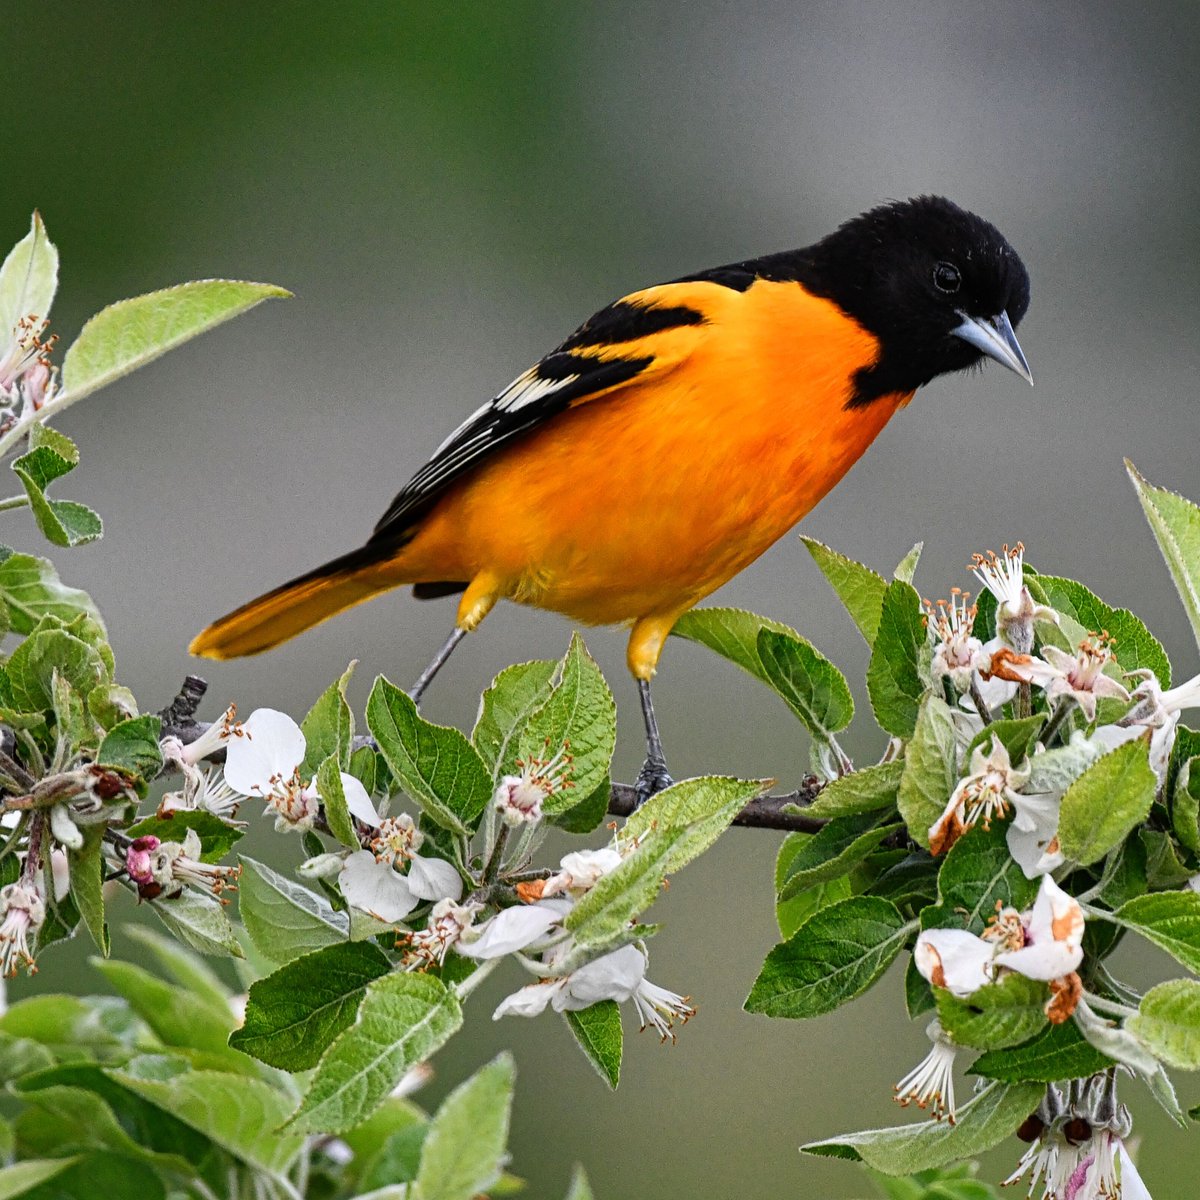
[515,880,546,903]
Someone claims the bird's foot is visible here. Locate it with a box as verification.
[634,755,674,808]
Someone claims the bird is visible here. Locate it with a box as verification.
[191,194,1032,802]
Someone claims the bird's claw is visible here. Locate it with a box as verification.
[634,756,674,808]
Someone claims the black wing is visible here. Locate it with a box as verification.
[368,293,707,547]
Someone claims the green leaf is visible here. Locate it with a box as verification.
[110,1065,305,1175]
[473,658,558,776]
[0,213,58,335]
[0,994,143,1060]
[0,553,102,634]
[1128,979,1200,1069]
[121,925,232,1013]
[776,811,901,900]
[744,896,910,1019]
[1141,828,1194,889]
[801,537,887,643]
[126,810,242,863]
[516,634,617,815]
[0,1160,77,1200]
[872,855,941,914]
[146,886,244,958]
[91,958,236,1057]
[922,822,1038,934]
[316,755,359,848]
[301,662,356,776]
[229,941,392,1070]
[1173,757,1200,856]
[1057,738,1156,866]
[972,1018,1115,1083]
[69,829,108,956]
[61,280,291,409]
[6,624,106,713]
[563,777,764,962]
[936,973,1049,1050]
[756,627,854,737]
[95,714,162,779]
[414,1052,514,1200]
[12,429,102,548]
[802,1081,1043,1174]
[671,607,852,736]
[288,973,463,1135]
[893,541,923,584]
[551,777,612,834]
[1035,574,1171,688]
[564,1000,622,1088]
[238,855,348,965]
[775,831,854,938]
[964,717,1045,769]
[804,760,903,819]
[897,695,957,850]
[1127,460,1200,655]
[1115,890,1200,974]
[564,1166,595,1200]
[867,580,928,737]
[366,676,491,834]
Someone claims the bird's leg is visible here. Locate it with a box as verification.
[409,627,467,706]
[634,678,674,805]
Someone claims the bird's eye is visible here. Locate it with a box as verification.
[932,261,961,293]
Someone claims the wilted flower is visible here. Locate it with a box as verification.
[0,314,58,436]
[400,898,482,969]
[925,590,987,695]
[0,881,44,976]
[989,634,1131,723]
[929,735,1032,856]
[971,543,1056,655]
[542,847,623,898]
[124,829,240,901]
[894,1020,959,1123]
[494,739,574,826]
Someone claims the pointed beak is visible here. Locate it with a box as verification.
[952,310,1033,384]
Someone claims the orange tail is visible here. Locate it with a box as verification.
[190,546,405,660]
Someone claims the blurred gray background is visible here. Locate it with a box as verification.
[8,2,1200,1194]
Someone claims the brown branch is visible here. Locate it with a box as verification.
[163,676,833,835]
[607,778,828,832]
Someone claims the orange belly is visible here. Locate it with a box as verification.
[396,280,911,626]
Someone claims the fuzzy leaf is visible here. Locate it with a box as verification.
[287,973,462,1135]
[69,830,108,956]
[230,942,391,1070]
[801,537,887,643]
[1114,891,1200,975]
[126,810,242,863]
[238,855,347,965]
[366,676,491,834]
[301,662,356,776]
[745,896,909,1019]
[897,695,957,849]
[0,1160,78,1199]
[414,1053,514,1200]
[0,213,57,337]
[1128,979,1200,1069]
[776,811,901,900]
[936,973,1049,1050]
[1057,738,1156,866]
[1126,460,1200,656]
[145,887,243,958]
[564,1000,622,1089]
[473,659,557,777]
[0,553,102,635]
[972,1018,1115,1083]
[867,581,928,737]
[516,634,617,815]
[316,755,359,849]
[804,760,903,819]
[922,822,1038,934]
[96,714,163,779]
[802,1082,1043,1174]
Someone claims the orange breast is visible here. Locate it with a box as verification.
[397,280,911,625]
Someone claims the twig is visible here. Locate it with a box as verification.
[608,778,827,832]
[20,812,46,885]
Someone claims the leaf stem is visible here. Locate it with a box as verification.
[1040,698,1074,746]
[454,955,500,1001]
[1081,988,1139,1020]
[0,494,29,512]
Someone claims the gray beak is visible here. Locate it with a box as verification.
[952,310,1033,384]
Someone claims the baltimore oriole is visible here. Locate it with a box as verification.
[192,195,1031,799]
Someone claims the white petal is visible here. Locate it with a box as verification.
[49,804,83,851]
[913,929,994,997]
[181,828,203,860]
[994,876,1084,981]
[492,980,562,1019]
[338,850,417,923]
[406,853,463,903]
[557,944,646,1009]
[1118,1145,1153,1200]
[337,772,380,827]
[1006,818,1064,880]
[225,708,305,794]
[458,902,564,959]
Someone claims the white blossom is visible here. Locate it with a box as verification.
[929,735,1031,856]
[971,542,1056,654]
[493,740,574,826]
[0,882,44,976]
[894,1021,959,1123]
[542,847,623,898]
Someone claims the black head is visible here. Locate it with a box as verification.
[803,195,1031,406]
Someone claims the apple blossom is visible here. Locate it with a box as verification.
[928,735,1033,856]
[894,1020,959,1123]
[494,739,574,826]
[0,882,44,976]
[971,542,1056,655]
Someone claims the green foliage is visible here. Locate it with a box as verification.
[935,974,1048,1050]
[1057,738,1156,865]
[801,536,887,643]
[867,581,928,737]
[564,1002,623,1088]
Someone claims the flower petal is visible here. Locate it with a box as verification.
[338,849,418,923]
[913,929,994,997]
[406,853,463,903]
[224,708,305,794]
[458,902,565,959]
[492,980,563,1019]
[557,944,646,1009]
[1118,1145,1153,1200]
[337,772,380,827]
[994,875,1084,981]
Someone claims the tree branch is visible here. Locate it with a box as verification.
[160,676,832,835]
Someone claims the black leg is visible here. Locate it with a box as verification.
[634,678,674,806]
[409,627,467,706]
